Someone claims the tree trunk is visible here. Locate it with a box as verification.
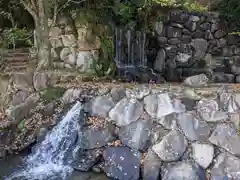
[21,0,51,70]
[36,0,51,70]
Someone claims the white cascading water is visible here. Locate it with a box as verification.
[6,101,83,180]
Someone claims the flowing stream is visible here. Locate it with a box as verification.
[4,101,87,180]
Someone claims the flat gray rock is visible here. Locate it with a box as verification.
[177,112,210,141]
[109,98,143,126]
[209,124,240,156]
[79,124,116,149]
[192,143,214,169]
[184,74,209,87]
[162,162,205,180]
[144,93,175,119]
[86,95,115,118]
[196,99,228,122]
[142,149,162,180]
[103,146,140,180]
[211,152,240,180]
[119,120,152,151]
[152,130,188,161]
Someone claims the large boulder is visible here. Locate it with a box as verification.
[152,130,187,161]
[103,146,140,180]
[5,93,40,122]
[196,99,228,122]
[211,152,240,180]
[177,112,210,141]
[109,98,143,126]
[33,72,49,91]
[209,124,240,156]
[86,95,115,118]
[162,162,205,180]
[119,119,152,151]
[142,149,162,180]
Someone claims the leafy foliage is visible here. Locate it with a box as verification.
[1,27,33,48]
[92,36,116,77]
[217,0,240,32]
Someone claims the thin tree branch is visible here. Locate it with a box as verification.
[20,0,38,20]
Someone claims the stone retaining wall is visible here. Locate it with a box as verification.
[149,10,240,83]
[46,10,240,83]
[60,85,240,179]
[2,72,240,178]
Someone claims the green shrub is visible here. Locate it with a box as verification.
[1,27,33,49]
[217,0,240,32]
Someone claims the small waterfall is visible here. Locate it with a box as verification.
[6,101,83,180]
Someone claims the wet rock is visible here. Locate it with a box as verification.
[61,88,81,104]
[209,124,240,156]
[152,130,187,161]
[72,149,101,171]
[33,72,49,91]
[184,74,209,87]
[196,99,228,122]
[119,119,152,151]
[162,162,205,180]
[144,93,175,119]
[177,112,210,141]
[80,124,116,149]
[153,49,166,72]
[103,146,140,180]
[86,96,115,118]
[109,98,143,126]
[158,113,178,130]
[6,93,40,121]
[110,87,126,103]
[211,152,240,180]
[192,143,214,169]
[142,149,162,180]
[126,86,150,100]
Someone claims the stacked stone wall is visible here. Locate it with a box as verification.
[149,10,240,83]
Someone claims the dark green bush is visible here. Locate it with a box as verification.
[217,0,240,32]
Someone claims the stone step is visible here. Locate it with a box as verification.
[4,66,27,72]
